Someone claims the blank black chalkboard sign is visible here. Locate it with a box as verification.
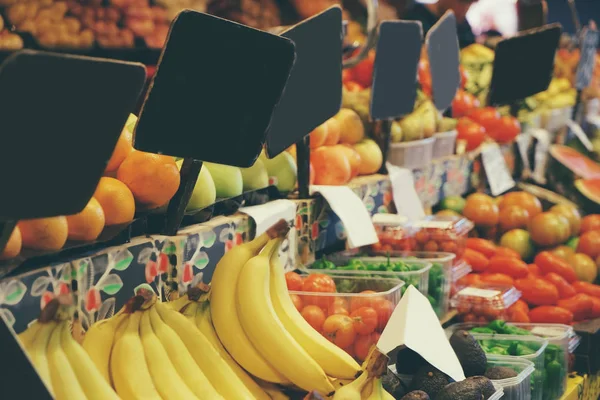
[576,27,599,90]
[426,11,460,112]
[134,10,296,168]
[265,6,343,158]
[488,23,562,106]
[370,21,422,120]
[0,50,146,220]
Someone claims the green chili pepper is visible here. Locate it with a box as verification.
[487,320,508,333]
[508,342,536,356]
[471,327,496,334]
[488,347,509,355]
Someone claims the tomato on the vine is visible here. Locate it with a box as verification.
[322,314,357,349]
[456,118,486,151]
[452,89,480,118]
[350,307,378,335]
[285,271,303,291]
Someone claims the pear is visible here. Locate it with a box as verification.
[398,111,424,142]
[204,163,243,198]
[261,151,297,192]
[390,121,403,143]
[418,101,438,138]
[240,158,269,191]
[438,117,458,133]
[176,160,216,211]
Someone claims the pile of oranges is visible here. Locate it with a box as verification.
[1,114,181,260]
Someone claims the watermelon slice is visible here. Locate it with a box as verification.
[575,179,600,210]
[549,145,600,180]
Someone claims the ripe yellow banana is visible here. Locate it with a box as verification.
[155,300,258,399]
[365,378,383,400]
[148,306,223,400]
[332,371,369,400]
[258,381,290,400]
[210,227,288,384]
[268,242,360,379]
[383,390,395,400]
[17,320,42,350]
[237,238,334,395]
[167,294,191,312]
[47,322,87,400]
[26,320,57,395]
[111,311,162,400]
[140,310,199,400]
[82,313,127,384]
[194,301,271,400]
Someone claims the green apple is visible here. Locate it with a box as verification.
[262,151,297,192]
[240,158,269,191]
[176,160,216,211]
[204,162,243,198]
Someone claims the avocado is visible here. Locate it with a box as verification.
[396,347,427,375]
[400,390,430,400]
[410,364,453,398]
[485,366,518,380]
[467,376,496,399]
[382,369,407,399]
[449,330,487,377]
[436,380,483,400]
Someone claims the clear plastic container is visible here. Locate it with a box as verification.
[450,283,522,323]
[450,260,472,297]
[409,216,474,261]
[486,356,534,400]
[388,137,435,170]
[433,130,457,159]
[371,214,416,252]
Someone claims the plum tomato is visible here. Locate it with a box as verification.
[285,271,304,291]
[543,273,576,299]
[290,294,304,312]
[535,252,578,283]
[350,307,378,335]
[487,256,528,279]
[463,248,489,272]
[514,277,559,306]
[529,306,574,324]
[480,273,514,286]
[301,305,326,332]
[322,314,357,349]
[354,332,381,362]
[557,293,594,321]
[373,299,394,332]
[466,238,497,258]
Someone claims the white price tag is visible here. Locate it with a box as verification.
[481,143,515,196]
[387,163,426,221]
[529,128,552,185]
[516,132,533,177]
[457,287,501,298]
[530,326,566,338]
[566,119,594,151]
[310,185,378,248]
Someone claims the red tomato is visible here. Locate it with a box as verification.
[515,278,559,306]
[487,256,529,279]
[456,118,487,151]
[328,297,350,316]
[457,273,483,287]
[302,274,336,293]
[373,299,394,332]
[466,238,497,258]
[350,307,378,335]
[460,65,469,89]
[348,50,375,88]
[285,272,304,291]
[480,273,514,286]
[509,299,530,314]
[535,252,578,283]
[452,89,480,118]
[529,306,574,324]
[418,59,432,96]
[557,294,594,321]
[354,332,381,362]
[463,248,489,273]
[344,81,364,92]
[589,297,600,319]
[543,273,576,299]
[301,305,326,332]
[528,264,541,277]
[322,314,357,349]
[468,107,502,133]
[342,69,353,84]
[509,309,531,323]
[572,281,600,298]
[349,290,383,312]
[488,116,520,144]
[290,294,304,311]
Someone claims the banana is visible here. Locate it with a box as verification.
[47,322,87,400]
[210,228,288,384]
[17,320,42,350]
[268,241,360,379]
[332,371,368,400]
[148,306,223,400]
[194,301,271,400]
[82,313,127,384]
[237,238,335,395]
[111,311,162,400]
[167,294,191,312]
[365,378,383,400]
[258,382,290,400]
[26,320,57,395]
[140,310,199,400]
[382,390,395,400]
[155,300,258,399]
[60,318,120,400]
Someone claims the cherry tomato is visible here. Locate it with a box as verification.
[529,306,574,324]
[290,294,304,312]
[467,107,501,133]
[354,332,381,362]
[488,116,520,144]
[301,305,326,332]
[535,252,578,283]
[543,273,576,299]
[452,89,480,118]
[463,248,489,272]
[349,291,383,312]
[480,273,514,286]
[557,294,594,321]
[572,281,600,298]
[322,314,357,349]
[494,247,522,259]
[487,256,529,279]
[515,278,559,306]
[373,299,394,332]
[350,307,378,335]
[456,118,486,151]
[466,238,497,258]
[285,272,304,291]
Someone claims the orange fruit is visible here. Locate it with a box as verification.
[94,177,136,225]
[311,146,352,185]
[463,193,499,227]
[105,127,134,173]
[550,203,581,236]
[0,226,21,260]
[577,230,600,259]
[499,191,542,218]
[323,118,341,146]
[117,151,180,207]
[66,197,106,242]
[499,205,530,231]
[309,123,328,149]
[18,217,68,251]
[336,144,362,178]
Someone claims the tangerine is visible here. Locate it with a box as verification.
[105,127,134,173]
[66,197,106,241]
[117,151,181,207]
[18,217,68,251]
[499,192,542,218]
[323,118,341,146]
[462,193,499,227]
[311,146,351,185]
[0,226,21,260]
[498,205,530,231]
[94,177,136,225]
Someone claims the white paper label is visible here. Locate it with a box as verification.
[566,119,594,151]
[530,326,566,338]
[310,185,378,248]
[457,287,501,299]
[413,220,453,229]
[529,128,552,185]
[387,163,426,221]
[481,143,515,196]
[516,132,532,176]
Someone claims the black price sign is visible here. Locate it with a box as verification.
[575,27,599,90]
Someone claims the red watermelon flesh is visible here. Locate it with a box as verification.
[550,145,600,180]
[575,179,600,204]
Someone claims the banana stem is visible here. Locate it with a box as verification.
[266,219,290,240]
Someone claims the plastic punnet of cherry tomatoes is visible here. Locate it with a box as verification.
[322,314,357,349]
[452,89,480,118]
[456,118,486,151]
